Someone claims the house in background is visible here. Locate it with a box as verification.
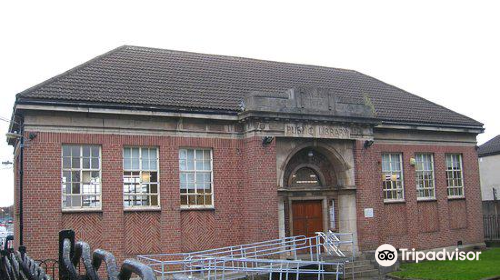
[7,46,485,262]
[478,135,500,216]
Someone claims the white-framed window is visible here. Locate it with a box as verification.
[62,145,101,210]
[123,147,160,208]
[179,148,213,208]
[382,153,404,201]
[446,154,464,198]
[415,153,435,199]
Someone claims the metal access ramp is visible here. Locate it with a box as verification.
[138,231,355,280]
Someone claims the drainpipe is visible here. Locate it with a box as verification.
[17,118,24,246]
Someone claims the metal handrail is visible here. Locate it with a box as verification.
[316,230,355,261]
[187,256,345,280]
[138,232,354,280]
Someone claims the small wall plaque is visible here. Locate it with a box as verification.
[364,208,374,218]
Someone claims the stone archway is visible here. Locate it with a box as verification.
[275,139,359,253]
[277,140,354,190]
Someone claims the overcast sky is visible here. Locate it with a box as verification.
[0,0,499,207]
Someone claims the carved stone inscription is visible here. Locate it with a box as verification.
[285,123,351,139]
[300,90,330,111]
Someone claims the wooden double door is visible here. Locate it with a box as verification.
[291,200,324,237]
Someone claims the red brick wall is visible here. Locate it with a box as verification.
[17,132,278,262]
[241,137,279,243]
[15,130,483,261]
[354,140,484,251]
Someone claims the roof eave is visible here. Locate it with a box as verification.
[479,151,500,158]
[377,120,484,134]
[13,98,485,135]
[15,98,240,117]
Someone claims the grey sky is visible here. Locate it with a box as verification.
[1,0,499,207]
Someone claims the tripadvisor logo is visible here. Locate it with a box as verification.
[375,244,482,266]
[375,244,398,267]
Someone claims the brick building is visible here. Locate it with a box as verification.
[478,135,500,216]
[8,46,484,261]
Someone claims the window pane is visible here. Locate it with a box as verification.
[187,173,195,183]
[71,196,79,207]
[91,146,99,157]
[142,172,150,183]
[71,146,80,157]
[83,146,91,157]
[63,157,71,169]
[179,160,186,171]
[180,195,188,205]
[151,184,158,194]
[72,183,80,194]
[82,171,91,183]
[196,160,204,170]
[91,158,99,169]
[179,149,187,159]
[124,158,131,170]
[142,148,150,160]
[142,159,150,170]
[124,148,131,159]
[195,150,203,160]
[63,196,71,208]
[187,150,194,160]
[72,158,80,169]
[64,183,71,194]
[72,171,80,182]
[63,146,71,157]
[83,158,91,169]
[187,159,194,170]
[132,157,140,170]
[150,159,157,170]
[151,195,159,206]
[150,172,158,183]
[63,171,71,183]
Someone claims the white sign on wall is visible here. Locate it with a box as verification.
[330,200,335,229]
[364,208,374,218]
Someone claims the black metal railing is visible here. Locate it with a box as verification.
[0,230,156,280]
[484,215,500,241]
[36,259,59,280]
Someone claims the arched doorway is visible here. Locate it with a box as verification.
[281,147,339,237]
[276,141,357,249]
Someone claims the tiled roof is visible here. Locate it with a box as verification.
[16,45,482,128]
[479,135,500,157]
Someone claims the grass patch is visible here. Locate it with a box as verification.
[389,248,500,280]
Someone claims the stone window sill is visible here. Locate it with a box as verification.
[180,206,215,211]
[417,198,437,202]
[124,207,161,212]
[448,196,466,201]
[62,208,102,213]
[383,199,405,204]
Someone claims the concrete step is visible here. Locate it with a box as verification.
[344,264,377,274]
[342,268,380,279]
[343,260,373,268]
